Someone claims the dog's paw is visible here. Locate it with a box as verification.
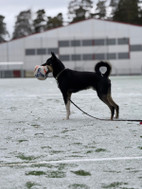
[115,115,119,119]
[63,117,70,120]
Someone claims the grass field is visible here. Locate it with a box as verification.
[0,76,142,189]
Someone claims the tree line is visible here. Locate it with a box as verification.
[0,0,142,42]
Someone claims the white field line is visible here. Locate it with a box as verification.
[0,156,142,167]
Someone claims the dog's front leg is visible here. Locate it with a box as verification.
[65,100,71,120]
[62,92,71,120]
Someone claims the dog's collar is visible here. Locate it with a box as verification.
[55,69,66,80]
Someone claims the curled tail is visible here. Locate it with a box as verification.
[95,61,111,78]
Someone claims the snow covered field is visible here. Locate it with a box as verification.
[0,76,142,189]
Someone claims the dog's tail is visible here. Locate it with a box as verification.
[95,61,111,78]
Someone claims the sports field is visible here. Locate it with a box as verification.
[0,76,142,189]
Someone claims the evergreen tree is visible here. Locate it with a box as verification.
[96,0,106,19]
[110,0,120,7]
[68,0,93,23]
[0,15,9,42]
[47,13,63,29]
[109,0,120,18]
[72,6,86,22]
[113,0,142,24]
[33,9,46,33]
[12,10,33,39]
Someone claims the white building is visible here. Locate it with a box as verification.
[0,18,142,77]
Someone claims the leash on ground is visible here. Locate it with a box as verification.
[69,99,142,123]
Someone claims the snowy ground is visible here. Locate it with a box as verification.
[0,76,142,189]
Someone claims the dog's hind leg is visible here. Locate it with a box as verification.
[107,95,119,119]
[98,94,115,120]
[106,87,119,119]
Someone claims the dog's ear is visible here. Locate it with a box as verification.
[51,52,57,59]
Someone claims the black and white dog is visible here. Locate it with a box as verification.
[42,52,119,120]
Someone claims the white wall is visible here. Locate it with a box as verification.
[0,18,142,75]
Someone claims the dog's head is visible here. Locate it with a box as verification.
[42,52,65,77]
[42,52,56,73]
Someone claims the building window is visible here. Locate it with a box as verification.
[118,38,129,45]
[82,39,94,46]
[37,48,46,55]
[94,39,105,46]
[83,54,94,60]
[25,49,36,55]
[130,44,142,51]
[95,53,105,60]
[48,48,58,54]
[59,55,70,61]
[107,53,116,60]
[118,52,129,59]
[71,40,81,46]
[59,40,70,47]
[106,38,116,45]
[71,54,81,61]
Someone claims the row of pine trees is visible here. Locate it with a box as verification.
[0,0,142,42]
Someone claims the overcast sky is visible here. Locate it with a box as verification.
[0,0,99,38]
